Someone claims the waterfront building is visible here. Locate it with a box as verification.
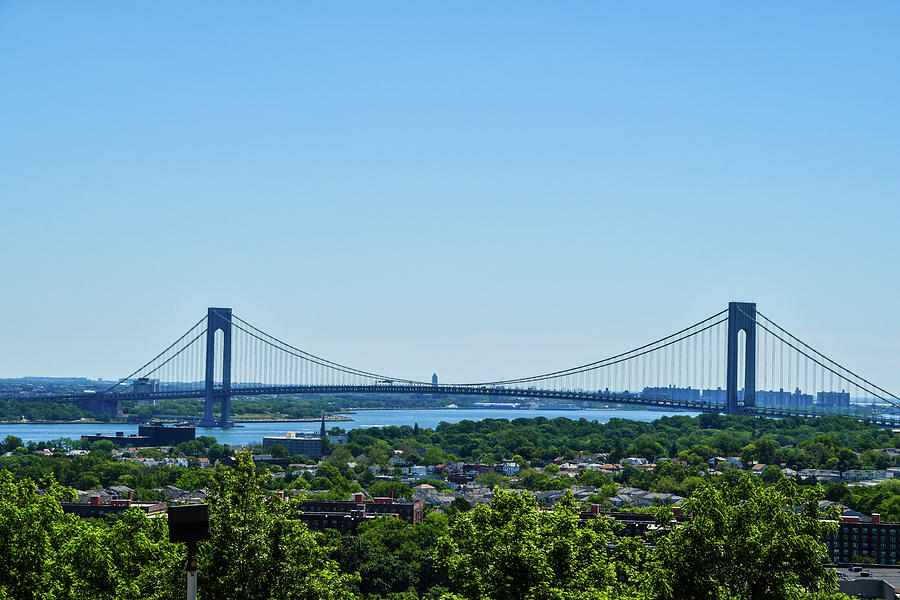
[702,387,727,404]
[132,377,160,394]
[754,388,814,409]
[818,390,851,408]
[81,424,195,446]
[263,432,323,459]
[642,386,701,403]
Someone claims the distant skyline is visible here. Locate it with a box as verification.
[1,3,899,392]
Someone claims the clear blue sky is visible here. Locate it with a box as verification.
[1,2,898,390]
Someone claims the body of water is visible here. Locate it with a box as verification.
[1,407,700,446]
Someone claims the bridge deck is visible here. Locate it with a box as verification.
[6,384,900,428]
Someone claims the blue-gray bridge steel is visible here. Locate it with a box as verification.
[7,302,900,428]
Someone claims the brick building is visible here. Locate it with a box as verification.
[299,494,424,533]
[825,514,900,565]
[583,507,900,566]
[579,506,688,536]
[61,496,167,518]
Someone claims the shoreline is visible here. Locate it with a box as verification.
[0,419,116,425]
[231,416,353,423]
[337,406,620,412]
[0,406,642,427]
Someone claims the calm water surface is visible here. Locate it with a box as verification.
[2,407,699,446]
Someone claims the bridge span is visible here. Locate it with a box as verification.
[6,302,899,428]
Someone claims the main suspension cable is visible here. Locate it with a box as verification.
[102,316,208,394]
[457,315,728,387]
[757,311,899,402]
[739,308,900,405]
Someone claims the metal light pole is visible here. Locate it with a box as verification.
[186,541,198,600]
[168,505,210,600]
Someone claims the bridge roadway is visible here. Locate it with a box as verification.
[9,384,900,428]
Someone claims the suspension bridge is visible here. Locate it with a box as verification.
[6,302,900,428]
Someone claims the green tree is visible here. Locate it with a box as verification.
[348,513,451,597]
[174,468,216,492]
[0,471,74,599]
[449,497,472,513]
[315,462,351,492]
[369,480,413,500]
[646,473,845,600]
[0,470,182,600]
[75,473,102,490]
[760,464,784,484]
[835,448,862,471]
[436,489,619,599]
[422,446,450,466]
[474,470,506,488]
[199,450,357,599]
[357,469,375,487]
[90,440,116,454]
[0,435,23,453]
[207,443,232,463]
[578,468,613,488]
[176,440,205,456]
[268,443,289,459]
[861,450,890,470]
[754,438,780,464]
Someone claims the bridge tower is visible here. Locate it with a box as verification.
[200,307,233,427]
[726,301,756,415]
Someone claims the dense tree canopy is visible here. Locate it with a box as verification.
[647,472,842,600]
[437,489,620,600]
[347,414,899,469]
[0,412,888,599]
[0,469,181,600]
[0,452,358,600]
[200,451,357,600]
